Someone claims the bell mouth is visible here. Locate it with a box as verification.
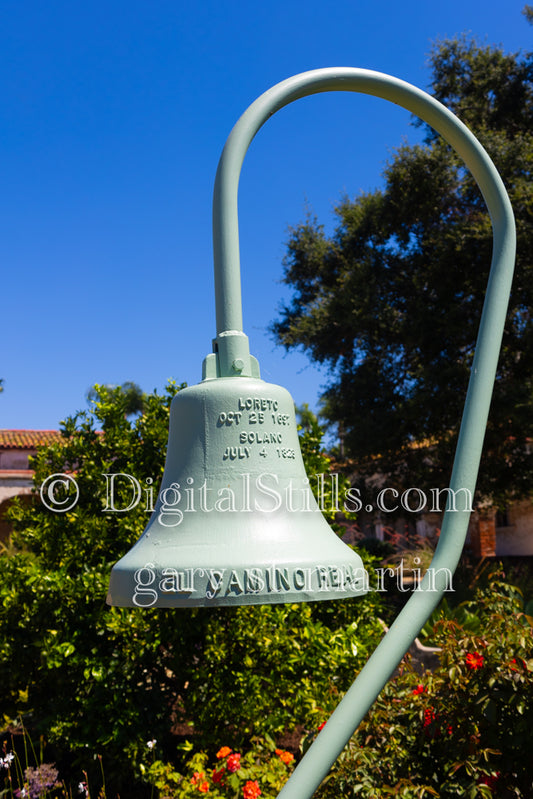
[107,485,368,607]
[108,558,368,608]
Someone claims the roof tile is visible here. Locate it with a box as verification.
[0,430,63,449]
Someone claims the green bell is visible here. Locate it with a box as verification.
[107,337,367,607]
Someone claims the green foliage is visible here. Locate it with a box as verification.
[181,590,385,747]
[0,383,386,792]
[0,382,205,789]
[144,738,294,798]
[418,596,482,644]
[315,578,533,798]
[86,381,146,419]
[272,28,533,507]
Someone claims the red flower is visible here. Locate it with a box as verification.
[412,684,425,696]
[317,722,326,732]
[479,773,500,789]
[510,657,528,671]
[226,753,241,773]
[198,781,209,794]
[212,767,225,785]
[243,780,261,799]
[423,707,436,728]
[466,652,484,670]
[216,746,232,759]
[422,707,452,738]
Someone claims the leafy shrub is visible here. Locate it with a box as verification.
[418,596,483,644]
[315,577,533,798]
[182,586,385,746]
[144,737,294,798]
[0,383,200,791]
[0,385,386,791]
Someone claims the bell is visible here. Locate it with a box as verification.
[108,68,386,609]
[107,336,368,607]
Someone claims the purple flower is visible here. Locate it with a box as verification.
[15,764,60,799]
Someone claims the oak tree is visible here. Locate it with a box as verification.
[273,26,533,507]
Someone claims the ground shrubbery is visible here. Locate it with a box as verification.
[314,577,533,799]
[0,384,385,796]
[1,385,532,797]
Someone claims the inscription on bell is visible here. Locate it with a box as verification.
[132,562,369,606]
[223,446,250,460]
[217,411,243,426]
[216,394,293,461]
[240,431,283,444]
[238,396,279,411]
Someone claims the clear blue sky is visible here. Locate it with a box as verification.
[1,0,530,430]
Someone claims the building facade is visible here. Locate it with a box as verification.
[0,430,62,541]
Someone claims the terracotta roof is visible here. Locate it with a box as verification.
[0,430,63,449]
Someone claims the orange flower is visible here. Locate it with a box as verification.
[466,652,484,670]
[216,746,232,759]
[198,780,209,793]
[243,780,261,799]
[190,771,205,786]
[275,749,294,765]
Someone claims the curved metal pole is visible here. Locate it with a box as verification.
[212,68,516,798]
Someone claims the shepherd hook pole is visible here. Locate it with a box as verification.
[212,68,516,798]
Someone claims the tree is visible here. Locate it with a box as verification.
[272,25,533,507]
[86,380,146,417]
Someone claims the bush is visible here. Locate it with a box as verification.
[0,385,386,792]
[144,737,295,799]
[182,583,385,747]
[315,576,533,798]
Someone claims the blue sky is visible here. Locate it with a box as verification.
[1,0,530,430]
